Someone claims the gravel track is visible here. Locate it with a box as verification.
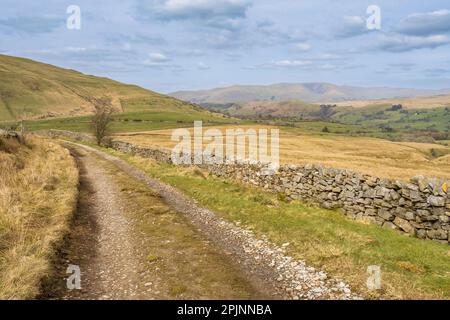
[43,146,263,299]
[43,149,160,299]
[66,142,359,300]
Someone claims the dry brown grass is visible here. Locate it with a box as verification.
[115,125,450,181]
[0,136,78,299]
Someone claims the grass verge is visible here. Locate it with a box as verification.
[89,145,450,300]
[0,136,78,299]
[103,154,262,299]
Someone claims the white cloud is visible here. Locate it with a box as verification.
[149,52,169,62]
[397,10,450,36]
[295,42,311,52]
[0,15,61,35]
[336,16,368,38]
[376,34,450,52]
[64,47,87,53]
[197,62,210,70]
[316,53,342,60]
[274,59,312,67]
[344,16,364,25]
[140,0,251,29]
[318,64,337,70]
[187,49,205,56]
[143,52,171,66]
[156,0,249,18]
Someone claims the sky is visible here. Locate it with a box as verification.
[1,0,450,93]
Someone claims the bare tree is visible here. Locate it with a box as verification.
[91,96,113,145]
[18,107,29,135]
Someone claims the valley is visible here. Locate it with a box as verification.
[1,55,449,301]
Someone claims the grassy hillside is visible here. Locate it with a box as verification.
[203,100,320,118]
[0,136,78,299]
[171,83,449,104]
[0,54,224,121]
[200,100,450,142]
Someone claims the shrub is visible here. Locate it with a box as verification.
[91,96,113,145]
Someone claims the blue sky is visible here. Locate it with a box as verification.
[1,0,450,93]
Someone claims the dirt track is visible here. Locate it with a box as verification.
[42,146,264,300]
[42,142,357,300]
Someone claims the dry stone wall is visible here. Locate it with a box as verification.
[45,130,450,243]
[208,163,450,243]
[111,140,172,163]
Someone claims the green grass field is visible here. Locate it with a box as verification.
[0,110,238,133]
[3,109,446,145]
[335,105,450,133]
[211,100,450,141]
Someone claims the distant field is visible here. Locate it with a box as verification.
[115,125,450,181]
[200,99,450,141]
[334,95,450,109]
[0,110,237,133]
[333,105,450,134]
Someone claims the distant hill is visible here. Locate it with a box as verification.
[0,54,217,121]
[170,83,450,104]
[203,100,321,119]
[209,94,450,120]
[197,99,450,140]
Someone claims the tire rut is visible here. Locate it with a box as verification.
[41,146,265,300]
[50,142,358,300]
